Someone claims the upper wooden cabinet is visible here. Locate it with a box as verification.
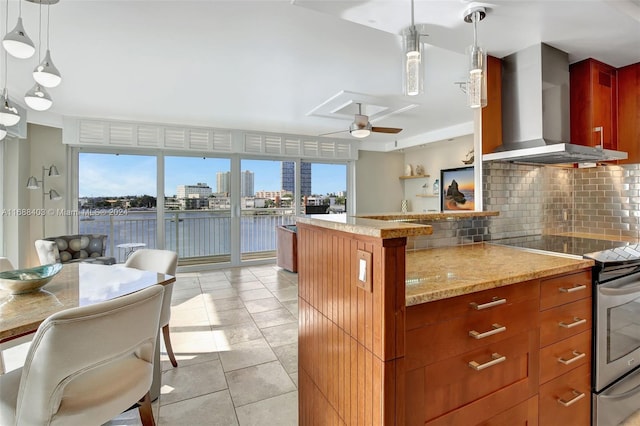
[570,58,618,150]
[617,62,640,164]
[481,55,503,155]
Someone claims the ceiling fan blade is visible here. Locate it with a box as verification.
[319,129,349,136]
[371,126,403,134]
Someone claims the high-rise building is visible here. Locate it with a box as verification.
[241,170,254,197]
[216,170,255,197]
[216,172,230,195]
[282,162,311,196]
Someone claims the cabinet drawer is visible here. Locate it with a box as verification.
[425,395,538,426]
[406,298,538,368]
[539,364,591,426]
[421,331,538,422]
[478,396,538,426]
[406,279,539,329]
[540,270,592,310]
[540,298,592,347]
[540,330,592,385]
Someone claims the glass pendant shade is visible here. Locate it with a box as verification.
[0,90,21,127]
[467,44,487,108]
[2,18,35,59]
[24,84,53,111]
[0,124,6,141]
[33,49,62,87]
[403,27,423,96]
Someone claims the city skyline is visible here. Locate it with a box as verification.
[79,153,346,198]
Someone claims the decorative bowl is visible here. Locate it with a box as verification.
[0,263,63,295]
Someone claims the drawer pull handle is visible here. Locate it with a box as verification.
[468,353,506,371]
[558,351,586,365]
[559,284,587,293]
[469,323,506,339]
[557,390,585,407]
[559,317,587,329]
[470,297,506,310]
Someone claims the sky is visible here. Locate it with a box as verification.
[79,153,346,198]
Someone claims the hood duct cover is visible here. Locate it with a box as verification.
[483,43,627,164]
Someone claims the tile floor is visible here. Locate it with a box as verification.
[3,264,300,426]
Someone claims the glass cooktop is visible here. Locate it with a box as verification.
[491,235,630,258]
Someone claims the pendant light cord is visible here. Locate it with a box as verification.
[46,3,50,50]
[3,0,8,91]
[472,11,478,47]
[38,0,43,63]
[411,0,415,27]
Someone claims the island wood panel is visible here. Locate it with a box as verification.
[297,222,407,425]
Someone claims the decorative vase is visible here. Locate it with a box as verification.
[401,199,409,213]
[404,164,413,176]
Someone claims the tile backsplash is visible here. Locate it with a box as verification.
[409,162,640,248]
[484,162,640,241]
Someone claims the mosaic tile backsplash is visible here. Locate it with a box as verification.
[409,162,640,248]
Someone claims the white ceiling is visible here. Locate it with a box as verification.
[3,0,639,152]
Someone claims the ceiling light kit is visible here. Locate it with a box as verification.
[402,0,424,96]
[464,4,488,108]
[321,103,403,139]
[0,0,62,139]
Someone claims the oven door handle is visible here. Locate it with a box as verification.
[599,281,640,296]
[600,380,640,400]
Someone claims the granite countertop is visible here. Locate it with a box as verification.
[405,243,595,306]
[296,215,433,238]
[357,211,500,221]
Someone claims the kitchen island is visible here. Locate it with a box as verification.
[297,215,594,425]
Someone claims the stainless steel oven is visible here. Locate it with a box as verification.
[588,245,640,425]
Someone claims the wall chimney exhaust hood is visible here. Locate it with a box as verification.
[482,43,628,165]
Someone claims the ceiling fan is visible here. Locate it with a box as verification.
[321,103,403,139]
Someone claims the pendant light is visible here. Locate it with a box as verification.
[2,0,35,59]
[33,1,61,87]
[25,0,53,111]
[402,0,423,96]
[0,0,22,126]
[464,5,488,108]
[24,83,52,110]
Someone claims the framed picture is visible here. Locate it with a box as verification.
[440,166,475,212]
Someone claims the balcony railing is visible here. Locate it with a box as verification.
[79,209,296,264]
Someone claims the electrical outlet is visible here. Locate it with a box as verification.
[356,249,372,292]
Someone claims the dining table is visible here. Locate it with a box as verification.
[0,262,176,399]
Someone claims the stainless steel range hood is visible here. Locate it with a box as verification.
[482,43,628,165]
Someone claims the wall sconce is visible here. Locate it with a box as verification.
[26,164,62,236]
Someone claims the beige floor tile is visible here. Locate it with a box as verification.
[159,390,238,426]
[242,296,283,314]
[203,296,245,313]
[218,337,278,372]
[230,280,266,292]
[235,391,298,426]
[272,343,298,374]
[270,287,298,302]
[238,288,273,301]
[203,287,240,300]
[207,307,253,327]
[251,308,296,329]
[212,322,264,348]
[225,361,296,407]
[160,359,227,406]
[261,322,298,347]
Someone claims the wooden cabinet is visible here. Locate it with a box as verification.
[570,58,618,150]
[481,56,503,155]
[538,271,592,425]
[406,269,592,426]
[617,62,640,164]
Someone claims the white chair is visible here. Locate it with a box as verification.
[0,285,164,426]
[125,249,179,367]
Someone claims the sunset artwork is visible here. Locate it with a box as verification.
[440,166,475,211]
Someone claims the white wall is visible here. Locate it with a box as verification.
[355,150,404,214]
[402,134,474,212]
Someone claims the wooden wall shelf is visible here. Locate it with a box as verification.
[416,194,438,198]
[399,174,429,180]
